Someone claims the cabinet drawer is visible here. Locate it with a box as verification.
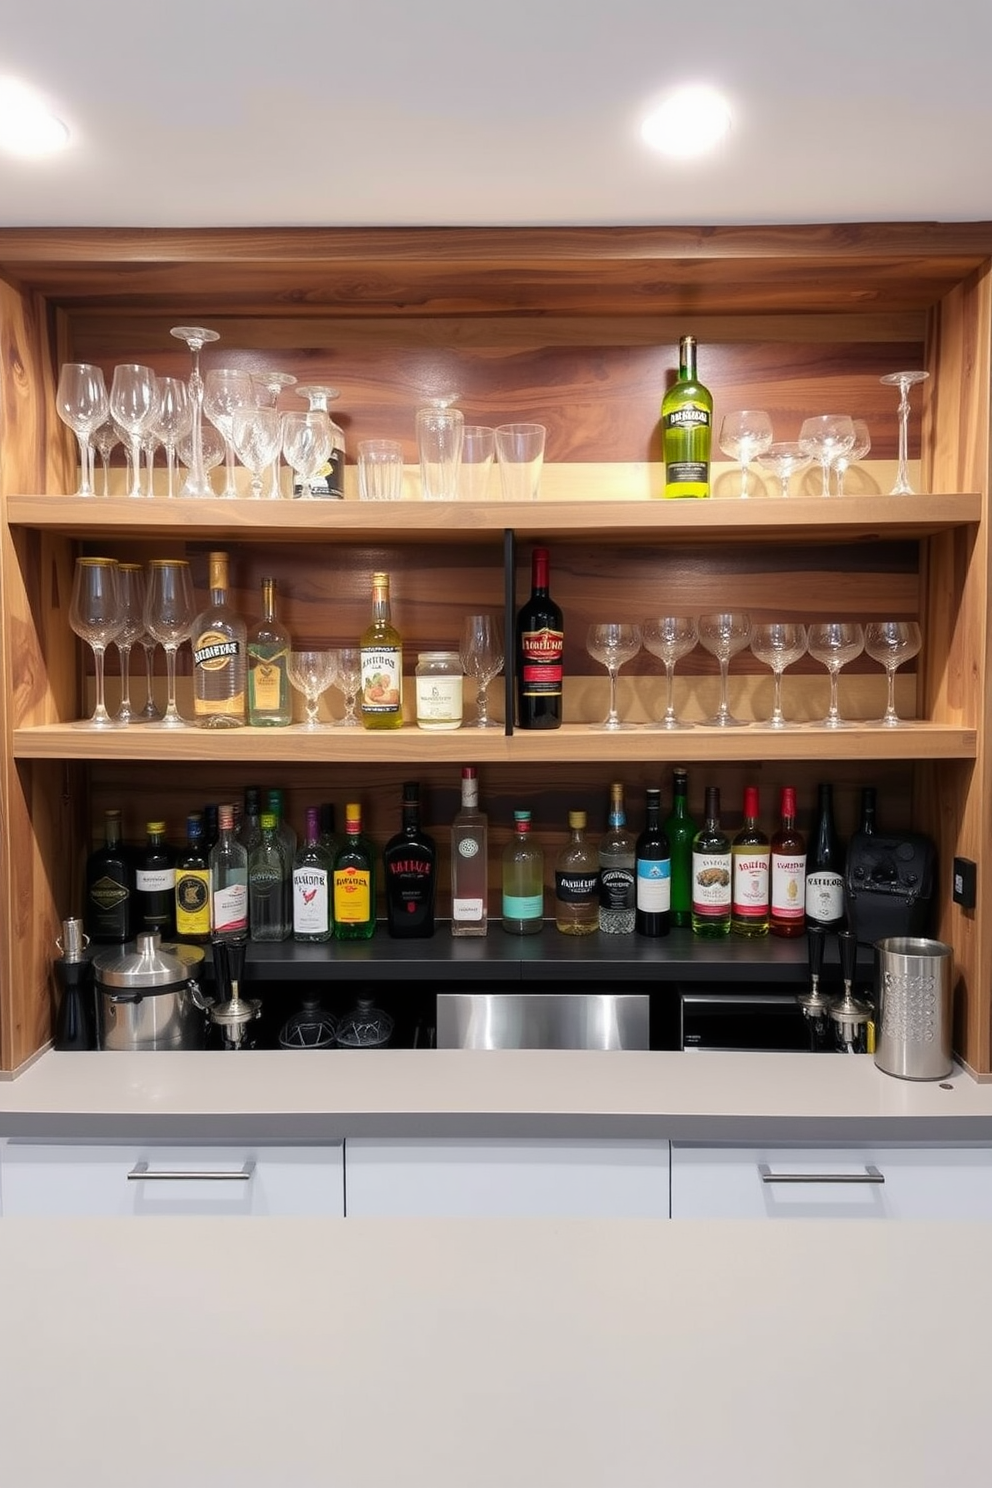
[345,1137,670,1217]
[0,1142,344,1217]
[671,1143,992,1220]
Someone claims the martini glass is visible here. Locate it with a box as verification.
[756,442,812,498]
[807,622,865,729]
[641,615,697,729]
[170,325,220,498]
[880,371,929,495]
[697,611,751,726]
[252,371,298,497]
[864,621,923,726]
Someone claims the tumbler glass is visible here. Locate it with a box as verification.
[495,422,546,502]
[358,439,404,501]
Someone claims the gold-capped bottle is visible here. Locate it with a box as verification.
[360,571,404,730]
[661,335,713,499]
[192,550,246,728]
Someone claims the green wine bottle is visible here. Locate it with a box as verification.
[661,334,713,499]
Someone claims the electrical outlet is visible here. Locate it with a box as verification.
[953,856,977,910]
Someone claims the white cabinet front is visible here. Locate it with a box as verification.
[0,1142,344,1217]
[345,1137,670,1217]
[671,1144,992,1220]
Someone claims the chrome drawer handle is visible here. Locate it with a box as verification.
[127,1161,255,1182]
[759,1163,884,1185]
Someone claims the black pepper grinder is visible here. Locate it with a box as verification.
[797,924,833,1052]
[829,928,871,1054]
[53,917,95,1050]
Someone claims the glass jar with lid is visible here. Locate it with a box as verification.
[415,651,463,731]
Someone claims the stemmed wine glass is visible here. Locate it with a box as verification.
[806,622,865,729]
[864,621,923,727]
[170,325,220,498]
[834,419,871,496]
[136,631,162,722]
[798,415,856,498]
[586,623,642,731]
[718,409,774,498]
[93,420,120,497]
[697,612,751,726]
[143,559,196,729]
[231,406,283,500]
[151,376,192,499]
[252,371,298,498]
[178,425,224,495]
[641,615,697,730]
[113,563,147,725]
[281,411,333,500]
[756,442,812,498]
[880,371,929,495]
[460,614,505,728]
[334,646,362,726]
[68,557,124,729]
[56,363,109,498]
[287,650,339,730]
[749,621,808,729]
[110,364,160,499]
[203,368,255,498]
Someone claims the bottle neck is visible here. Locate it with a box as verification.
[531,550,549,593]
[679,338,697,381]
[105,818,121,849]
[644,798,661,829]
[461,778,479,810]
[261,580,276,622]
[671,779,688,816]
[305,810,320,845]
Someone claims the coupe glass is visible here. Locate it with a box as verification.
[641,615,697,730]
[143,559,196,729]
[231,406,283,500]
[460,614,504,728]
[697,612,751,727]
[880,371,929,495]
[110,364,159,499]
[834,419,871,497]
[56,363,108,498]
[287,649,338,730]
[252,370,297,498]
[334,646,362,726]
[113,563,147,725]
[718,409,774,498]
[586,623,642,731]
[281,411,332,500]
[798,415,856,498]
[203,368,255,498]
[749,621,808,729]
[807,622,865,729]
[92,420,120,498]
[151,376,192,499]
[756,441,812,498]
[170,325,220,498]
[864,620,923,727]
[68,557,124,729]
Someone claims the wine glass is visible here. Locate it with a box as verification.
[287,650,338,730]
[880,371,929,495]
[864,621,923,727]
[151,376,192,499]
[252,370,297,498]
[178,424,224,494]
[807,622,865,729]
[293,385,344,498]
[231,406,283,500]
[333,646,362,726]
[798,415,856,498]
[281,411,333,500]
[834,419,871,497]
[143,559,196,729]
[113,563,147,725]
[110,364,160,499]
[56,363,109,498]
[170,325,220,498]
[92,420,120,498]
[68,557,124,729]
[718,409,773,498]
[586,623,642,731]
[749,621,808,730]
[141,430,160,499]
[460,614,504,728]
[203,367,255,498]
[641,615,697,730]
[756,441,812,499]
[697,612,751,727]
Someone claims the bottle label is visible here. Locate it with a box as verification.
[771,854,807,919]
[334,866,372,923]
[502,892,543,919]
[249,654,287,712]
[452,897,484,922]
[691,851,732,915]
[360,648,403,715]
[415,676,463,726]
[89,874,129,911]
[555,872,599,903]
[136,867,175,892]
[600,867,635,909]
[636,859,671,912]
[212,881,248,934]
[294,447,344,499]
[175,871,210,934]
[805,870,844,922]
[732,851,771,918]
[294,868,330,933]
[193,633,241,669]
[519,628,563,695]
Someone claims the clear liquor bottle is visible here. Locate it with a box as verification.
[691,786,731,938]
[663,767,697,928]
[731,785,770,938]
[174,812,211,943]
[83,807,134,944]
[192,550,247,728]
[360,571,404,730]
[333,803,377,940]
[770,785,806,939]
[555,810,599,935]
[501,808,544,935]
[136,820,176,938]
[293,806,333,943]
[598,781,636,934]
[661,334,713,499]
[209,803,248,936]
[247,576,292,726]
[451,766,488,937]
[383,781,437,938]
[249,813,291,942]
[635,787,671,938]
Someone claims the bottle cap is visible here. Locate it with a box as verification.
[743,785,760,819]
[568,810,586,829]
[260,813,277,831]
[146,820,166,833]
[781,786,797,817]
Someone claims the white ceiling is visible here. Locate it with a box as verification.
[2,0,991,230]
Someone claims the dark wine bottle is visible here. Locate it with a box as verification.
[634,787,671,937]
[383,781,437,938]
[663,767,696,929]
[860,786,877,835]
[805,782,845,930]
[515,546,563,729]
[136,820,176,938]
[83,808,134,944]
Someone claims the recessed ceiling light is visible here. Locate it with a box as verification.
[641,86,732,159]
[0,78,69,156]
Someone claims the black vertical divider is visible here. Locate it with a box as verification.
[504,527,515,735]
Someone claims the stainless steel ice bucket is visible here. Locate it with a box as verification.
[873,936,953,1080]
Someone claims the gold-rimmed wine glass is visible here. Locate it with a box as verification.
[864,620,923,727]
[68,557,124,729]
[641,615,697,730]
[749,621,808,730]
[807,622,865,729]
[697,612,751,726]
[143,559,196,729]
[586,623,642,731]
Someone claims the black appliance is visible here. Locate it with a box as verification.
[677,987,814,1053]
[844,829,936,946]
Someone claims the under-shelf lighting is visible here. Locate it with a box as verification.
[640,85,732,159]
[0,77,69,156]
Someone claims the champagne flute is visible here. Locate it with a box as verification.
[231,406,284,500]
[143,559,196,729]
[110,364,160,499]
[252,370,298,498]
[697,611,751,727]
[460,614,504,728]
[152,376,192,499]
[287,650,338,730]
[203,367,255,498]
[798,415,856,498]
[749,621,808,729]
[92,420,120,498]
[755,441,812,499]
[56,363,109,498]
[68,557,124,729]
[281,411,333,500]
[864,620,923,727]
[807,622,865,729]
[170,325,220,498]
[834,419,871,497]
[641,615,697,730]
[334,646,362,726]
[718,409,773,498]
[113,563,147,725]
[880,371,929,495]
[586,623,642,731]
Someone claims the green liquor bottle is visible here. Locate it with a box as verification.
[663,767,696,929]
[661,334,712,499]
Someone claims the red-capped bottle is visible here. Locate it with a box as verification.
[770,785,806,938]
[731,785,770,937]
[515,546,563,730]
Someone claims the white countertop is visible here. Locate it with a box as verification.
[2,1048,991,1141]
[1,1214,989,1488]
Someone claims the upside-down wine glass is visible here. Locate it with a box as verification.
[231,406,284,500]
[755,442,812,499]
[880,371,929,495]
[864,621,923,727]
[798,415,856,498]
[748,621,808,729]
[460,614,505,728]
[110,364,160,500]
[287,650,339,730]
[252,371,298,498]
[334,647,362,726]
[281,411,333,500]
[143,559,196,729]
[113,563,147,725]
[293,385,344,498]
[56,363,109,497]
[834,419,871,497]
[92,420,120,498]
[152,376,192,499]
[641,615,697,730]
[586,623,642,731]
[203,367,255,498]
[68,557,124,729]
[697,612,751,727]
[807,622,865,730]
[170,326,220,498]
[718,409,774,498]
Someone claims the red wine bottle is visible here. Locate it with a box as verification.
[515,546,563,730]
